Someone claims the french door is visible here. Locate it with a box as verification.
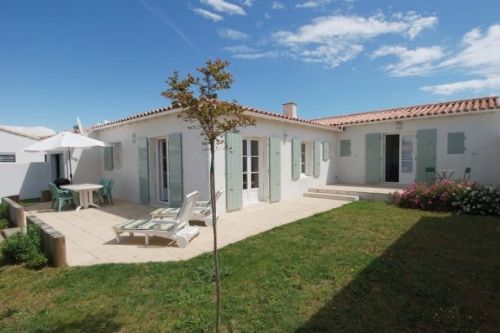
[157,138,169,202]
[242,139,259,204]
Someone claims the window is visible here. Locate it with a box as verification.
[447,132,465,154]
[300,143,306,174]
[0,153,15,163]
[340,140,351,157]
[112,142,122,169]
[242,139,259,190]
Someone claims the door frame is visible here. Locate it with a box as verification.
[242,137,267,206]
[383,133,400,183]
[381,132,417,185]
[155,137,170,204]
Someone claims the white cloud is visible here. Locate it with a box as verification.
[296,0,331,9]
[298,43,363,67]
[200,0,246,16]
[372,45,444,76]
[240,0,253,6]
[218,28,249,40]
[224,45,279,59]
[270,12,437,68]
[419,25,500,95]
[193,8,223,22]
[273,13,437,45]
[421,77,500,95]
[224,45,257,53]
[271,2,285,10]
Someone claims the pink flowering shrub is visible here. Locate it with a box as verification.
[391,180,471,212]
[392,180,500,215]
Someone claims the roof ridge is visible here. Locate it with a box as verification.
[313,95,499,121]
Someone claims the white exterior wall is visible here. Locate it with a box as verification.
[214,118,338,213]
[0,131,50,199]
[90,114,209,205]
[0,131,47,163]
[336,110,500,186]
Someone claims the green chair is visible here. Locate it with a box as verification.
[98,178,114,205]
[49,183,74,212]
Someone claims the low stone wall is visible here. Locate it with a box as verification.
[2,197,26,228]
[26,216,67,267]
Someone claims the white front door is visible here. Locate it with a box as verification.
[242,139,260,205]
[157,138,169,202]
[400,135,416,184]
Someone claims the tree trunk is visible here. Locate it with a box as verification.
[210,140,221,333]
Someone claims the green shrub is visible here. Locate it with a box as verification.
[0,201,8,218]
[1,224,48,269]
[453,185,500,216]
[0,218,8,229]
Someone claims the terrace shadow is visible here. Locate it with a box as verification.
[296,214,500,333]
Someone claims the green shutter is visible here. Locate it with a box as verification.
[313,141,321,178]
[322,141,330,161]
[226,133,243,211]
[269,137,281,203]
[417,129,437,182]
[447,132,465,154]
[340,140,351,157]
[168,133,183,208]
[138,137,149,204]
[291,139,301,180]
[104,146,113,171]
[365,133,382,184]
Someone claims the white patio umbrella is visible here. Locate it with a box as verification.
[25,131,106,182]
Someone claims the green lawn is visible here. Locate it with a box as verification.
[1,201,499,332]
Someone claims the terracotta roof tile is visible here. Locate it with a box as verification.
[313,96,500,127]
[90,104,341,131]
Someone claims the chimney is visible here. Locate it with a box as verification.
[282,102,298,118]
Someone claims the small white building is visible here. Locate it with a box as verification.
[74,96,500,213]
[0,125,56,199]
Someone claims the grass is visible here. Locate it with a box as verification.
[0,201,499,332]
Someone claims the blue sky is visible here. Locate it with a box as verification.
[1,0,499,130]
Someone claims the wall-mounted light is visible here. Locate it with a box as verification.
[395,121,403,130]
[283,133,289,142]
[132,133,136,144]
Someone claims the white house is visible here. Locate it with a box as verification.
[75,95,500,213]
[0,125,56,199]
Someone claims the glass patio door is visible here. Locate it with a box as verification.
[242,139,259,204]
[157,138,169,202]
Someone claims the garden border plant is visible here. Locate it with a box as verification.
[392,179,500,216]
[1,223,48,269]
[0,201,8,229]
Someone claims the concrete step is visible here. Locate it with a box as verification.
[1,227,22,239]
[308,187,393,201]
[303,192,359,201]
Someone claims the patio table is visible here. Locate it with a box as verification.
[436,169,455,181]
[61,184,103,211]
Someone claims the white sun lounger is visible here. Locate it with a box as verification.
[113,191,200,248]
[150,188,224,226]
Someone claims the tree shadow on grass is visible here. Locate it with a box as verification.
[296,215,500,333]
[36,310,121,333]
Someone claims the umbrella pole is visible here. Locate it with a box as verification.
[68,147,73,183]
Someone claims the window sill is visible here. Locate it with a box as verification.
[300,174,312,179]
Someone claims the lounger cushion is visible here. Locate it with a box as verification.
[115,219,176,231]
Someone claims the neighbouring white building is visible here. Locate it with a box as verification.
[70,95,500,213]
[0,125,57,199]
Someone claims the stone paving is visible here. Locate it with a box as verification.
[26,197,348,266]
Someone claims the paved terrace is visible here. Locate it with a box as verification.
[26,198,348,266]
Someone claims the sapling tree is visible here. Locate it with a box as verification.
[162,59,255,332]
